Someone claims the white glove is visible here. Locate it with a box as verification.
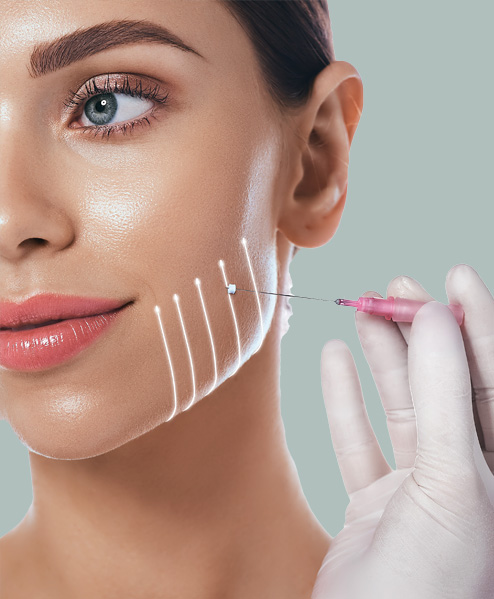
[311,264,494,599]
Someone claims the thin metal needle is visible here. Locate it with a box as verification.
[225,286,337,303]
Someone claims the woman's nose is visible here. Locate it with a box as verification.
[0,122,75,262]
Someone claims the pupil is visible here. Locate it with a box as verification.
[84,93,117,125]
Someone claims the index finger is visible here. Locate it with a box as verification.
[445,264,494,453]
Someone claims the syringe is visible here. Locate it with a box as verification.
[225,284,464,326]
[335,296,464,326]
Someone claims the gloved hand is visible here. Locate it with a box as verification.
[311,264,494,599]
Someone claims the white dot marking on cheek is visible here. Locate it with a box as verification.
[154,305,178,422]
[173,293,196,412]
[241,237,263,354]
[218,259,242,375]
[195,277,218,395]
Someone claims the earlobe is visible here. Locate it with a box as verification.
[277,61,363,250]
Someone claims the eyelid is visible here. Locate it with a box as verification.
[63,72,170,113]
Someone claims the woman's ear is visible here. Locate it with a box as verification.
[277,60,363,249]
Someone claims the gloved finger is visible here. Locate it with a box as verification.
[355,291,417,469]
[387,271,485,461]
[408,301,475,482]
[386,275,435,345]
[321,339,392,497]
[445,264,494,456]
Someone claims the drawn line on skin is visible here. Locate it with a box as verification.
[154,305,178,422]
[173,293,196,411]
[153,238,258,418]
[241,237,263,354]
[195,277,218,395]
[218,259,242,374]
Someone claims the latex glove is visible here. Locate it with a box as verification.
[385,264,494,490]
[311,264,494,599]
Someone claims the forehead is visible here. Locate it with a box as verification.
[0,0,256,79]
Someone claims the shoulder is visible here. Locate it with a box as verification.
[0,524,57,599]
[0,531,16,593]
[0,527,30,598]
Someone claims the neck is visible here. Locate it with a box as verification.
[1,306,331,598]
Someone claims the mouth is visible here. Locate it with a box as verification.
[4,319,66,332]
[0,302,133,372]
[0,305,131,332]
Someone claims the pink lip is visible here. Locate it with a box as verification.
[0,293,129,329]
[0,294,132,371]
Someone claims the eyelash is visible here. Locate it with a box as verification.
[63,74,170,140]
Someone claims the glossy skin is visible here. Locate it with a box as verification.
[0,0,362,596]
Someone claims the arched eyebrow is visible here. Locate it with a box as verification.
[28,18,206,78]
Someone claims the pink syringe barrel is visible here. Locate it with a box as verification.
[355,296,464,326]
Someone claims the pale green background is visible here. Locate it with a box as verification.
[1,1,492,538]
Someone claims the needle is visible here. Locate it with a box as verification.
[225,286,338,304]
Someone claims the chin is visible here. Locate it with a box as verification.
[9,405,159,461]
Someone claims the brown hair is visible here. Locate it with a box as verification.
[220,0,335,112]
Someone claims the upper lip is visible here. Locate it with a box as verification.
[0,293,131,330]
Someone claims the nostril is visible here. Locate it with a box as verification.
[19,238,48,250]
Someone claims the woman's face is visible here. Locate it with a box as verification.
[0,0,287,459]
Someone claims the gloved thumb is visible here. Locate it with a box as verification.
[408,300,476,479]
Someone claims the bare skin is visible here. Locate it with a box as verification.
[0,0,363,597]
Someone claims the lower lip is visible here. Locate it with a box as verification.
[0,305,129,372]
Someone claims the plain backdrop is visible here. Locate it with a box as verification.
[1,0,492,538]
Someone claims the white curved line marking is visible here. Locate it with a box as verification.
[241,237,263,353]
[195,277,218,394]
[154,305,178,422]
[173,293,196,411]
[218,259,242,373]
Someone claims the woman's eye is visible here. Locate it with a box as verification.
[79,92,154,127]
[64,75,170,139]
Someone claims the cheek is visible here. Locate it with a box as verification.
[0,131,281,460]
[123,138,280,420]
